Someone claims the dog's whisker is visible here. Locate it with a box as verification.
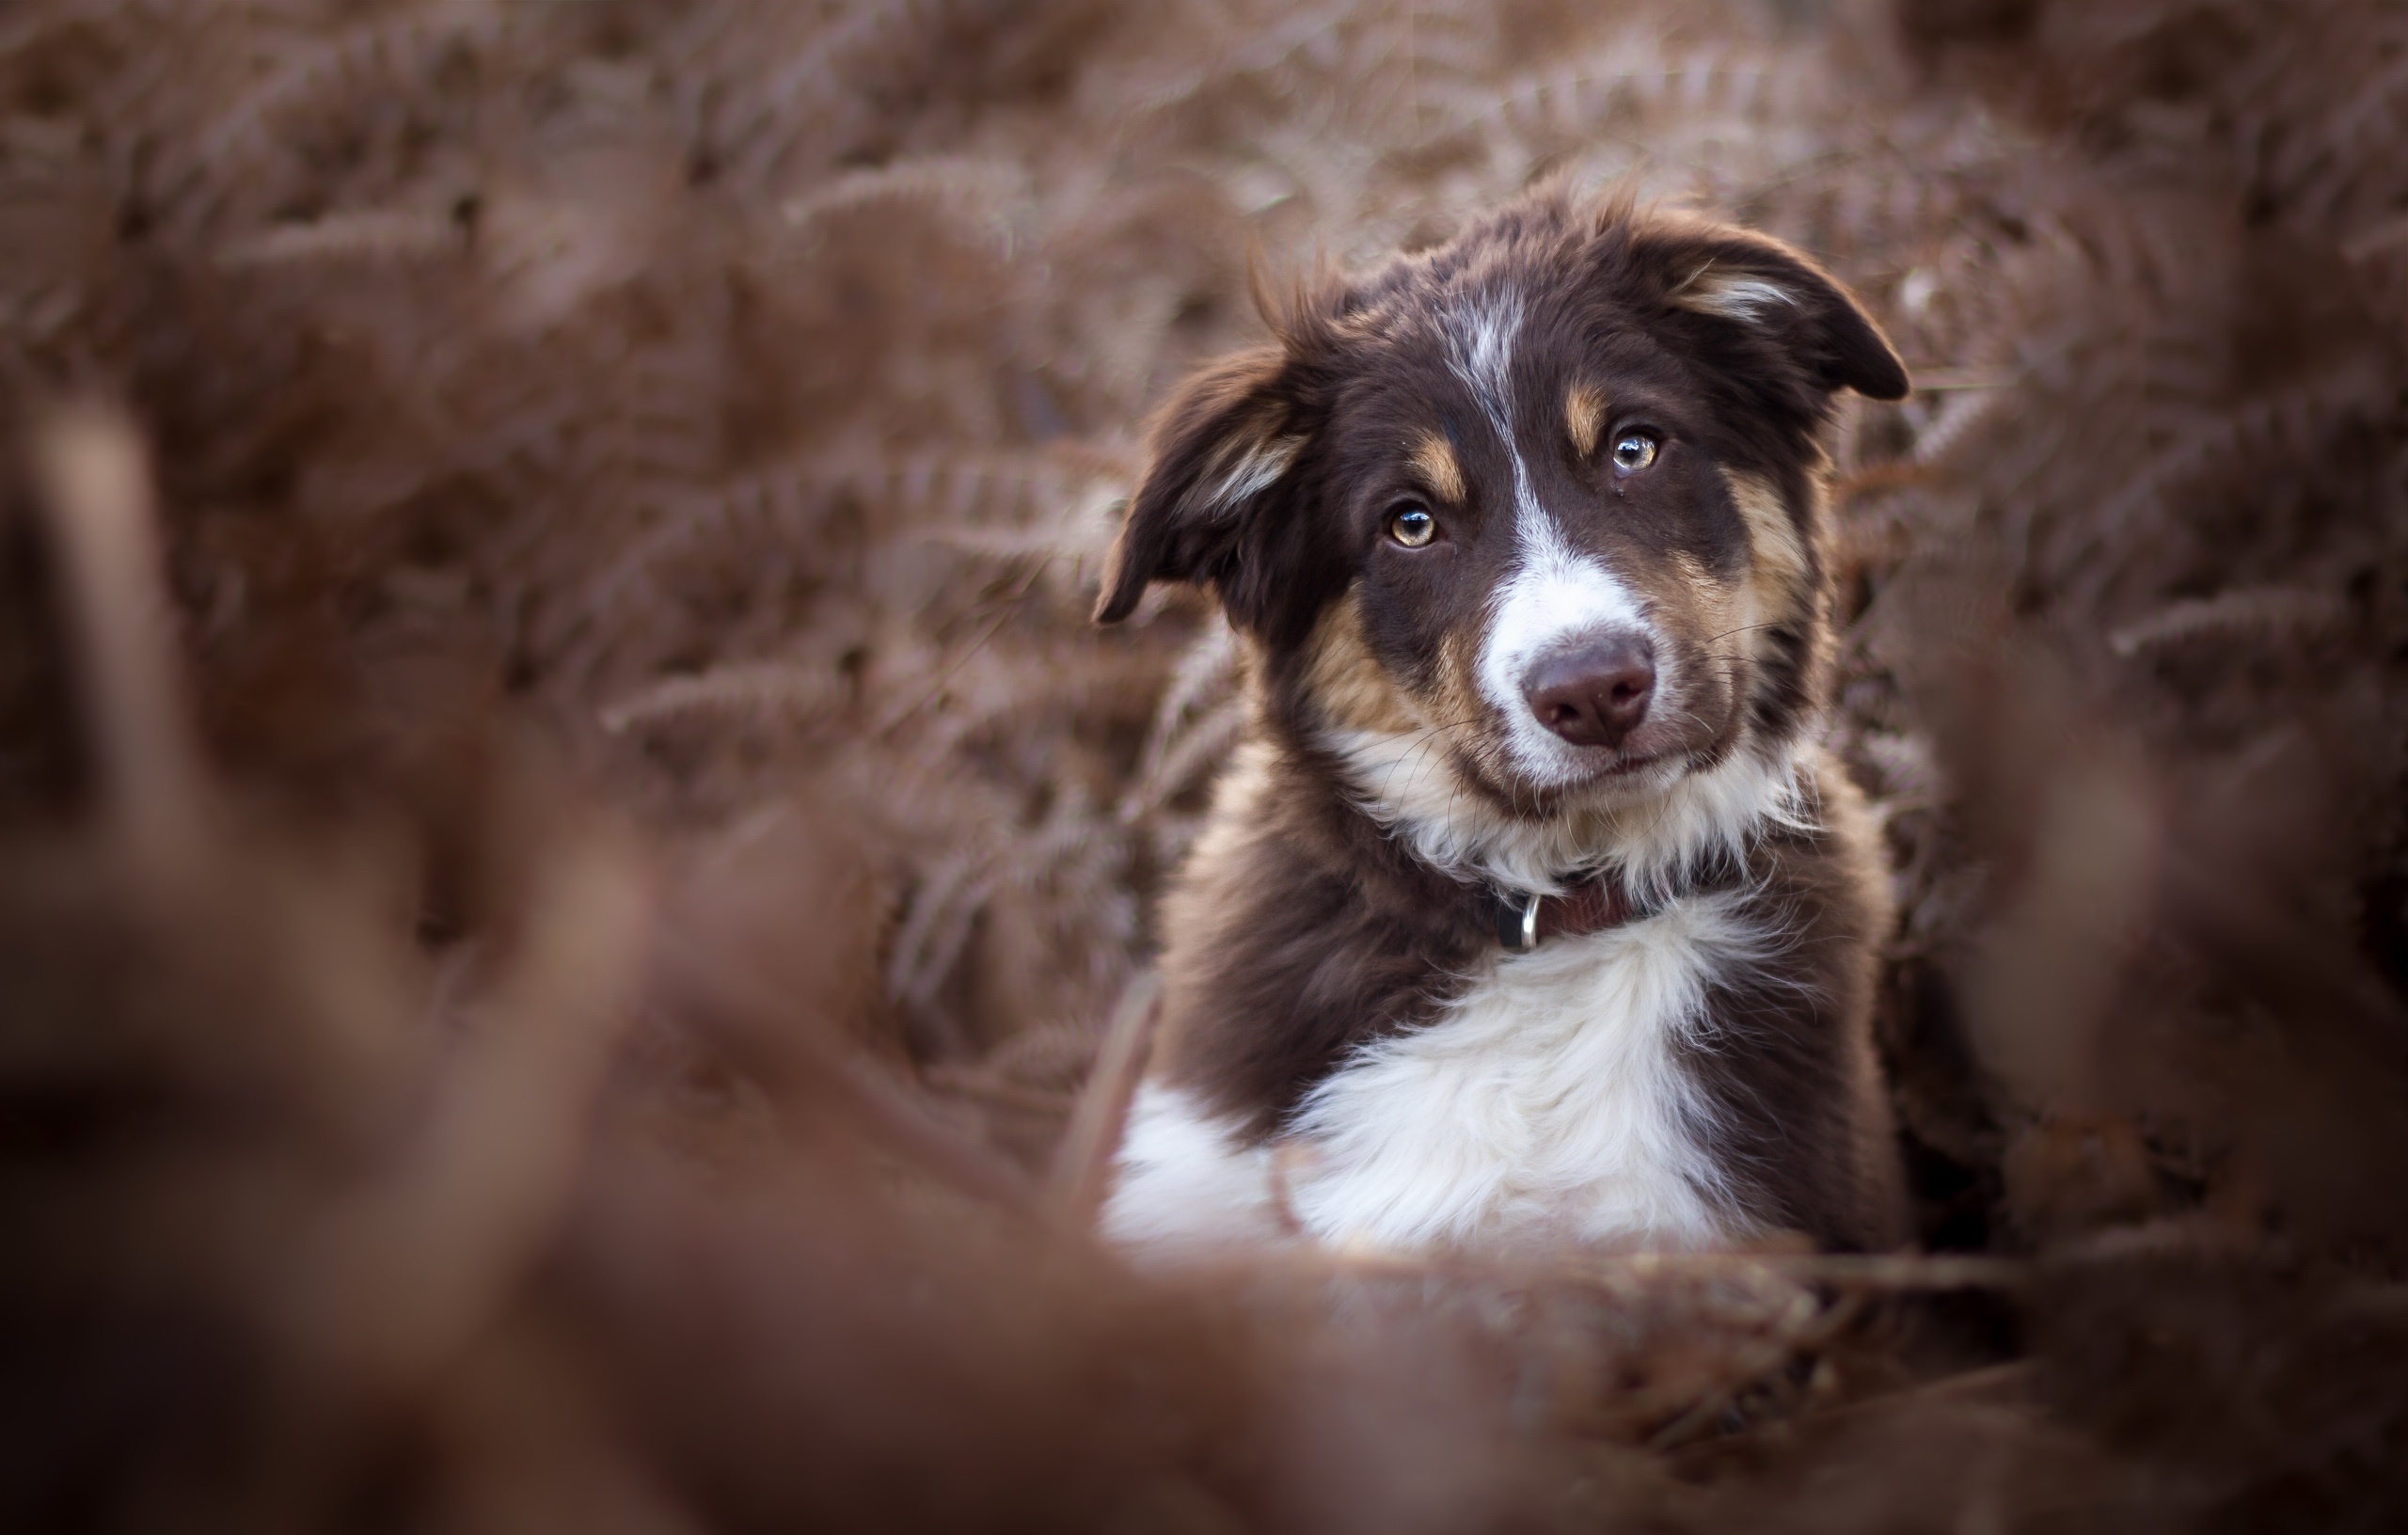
[1101,188,1905,1259]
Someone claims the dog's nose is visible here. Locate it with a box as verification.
[1524,634,1656,748]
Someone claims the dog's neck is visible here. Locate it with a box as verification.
[1314,723,1815,899]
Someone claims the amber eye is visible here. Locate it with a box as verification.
[1611,432,1659,472]
[1387,504,1437,547]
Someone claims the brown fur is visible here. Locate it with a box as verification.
[1101,189,1912,1249]
[1148,737,1497,1136]
[1679,761,1907,1245]
[1298,598,1420,735]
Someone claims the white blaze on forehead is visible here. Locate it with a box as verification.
[1443,291,1525,483]
[1442,290,1657,783]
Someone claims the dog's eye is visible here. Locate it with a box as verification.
[1611,432,1659,473]
[1387,505,1437,548]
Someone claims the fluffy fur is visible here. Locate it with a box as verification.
[1095,190,1911,1257]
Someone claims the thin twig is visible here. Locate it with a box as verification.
[1048,971,1163,1234]
[28,402,208,870]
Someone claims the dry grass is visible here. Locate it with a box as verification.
[3,0,2406,1528]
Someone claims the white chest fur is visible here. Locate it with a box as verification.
[1102,893,1769,1257]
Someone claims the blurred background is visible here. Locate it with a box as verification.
[3,0,2405,1528]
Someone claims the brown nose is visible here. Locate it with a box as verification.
[1524,634,1656,748]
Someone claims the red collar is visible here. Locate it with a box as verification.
[1492,874,1640,952]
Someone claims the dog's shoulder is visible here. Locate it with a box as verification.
[1148,736,1492,1139]
[1680,746,1906,1250]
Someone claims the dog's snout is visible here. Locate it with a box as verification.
[1524,634,1656,749]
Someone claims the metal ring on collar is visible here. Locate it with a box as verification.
[1495,888,1542,953]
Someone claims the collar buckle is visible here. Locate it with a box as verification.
[1495,888,1543,953]
[1492,872,1654,951]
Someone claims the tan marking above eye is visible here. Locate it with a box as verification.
[1406,432,1465,506]
[1567,383,1607,458]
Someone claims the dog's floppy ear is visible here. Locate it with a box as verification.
[1656,228,1910,404]
[1093,344,1307,625]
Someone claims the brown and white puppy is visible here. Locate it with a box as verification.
[1095,190,1910,1257]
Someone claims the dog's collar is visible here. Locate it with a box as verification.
[1490,873,1650,953]
[1490,844,1755,951]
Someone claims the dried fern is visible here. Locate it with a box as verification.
[2107,587,2353,658]
[8,1,2408,1522]
[597,661,848,736]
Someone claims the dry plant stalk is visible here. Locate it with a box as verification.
[26,404,207,868]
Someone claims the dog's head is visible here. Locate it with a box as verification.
[1097,193,1907,847]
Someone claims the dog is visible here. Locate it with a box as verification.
[1092,189,1911,1258]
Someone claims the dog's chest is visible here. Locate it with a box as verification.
[1106,897,1759,1255]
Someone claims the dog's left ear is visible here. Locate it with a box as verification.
[1093,343,1309,625]
[1656,229,1910,404]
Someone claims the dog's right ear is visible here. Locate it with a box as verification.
[1093,344,1307,625]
